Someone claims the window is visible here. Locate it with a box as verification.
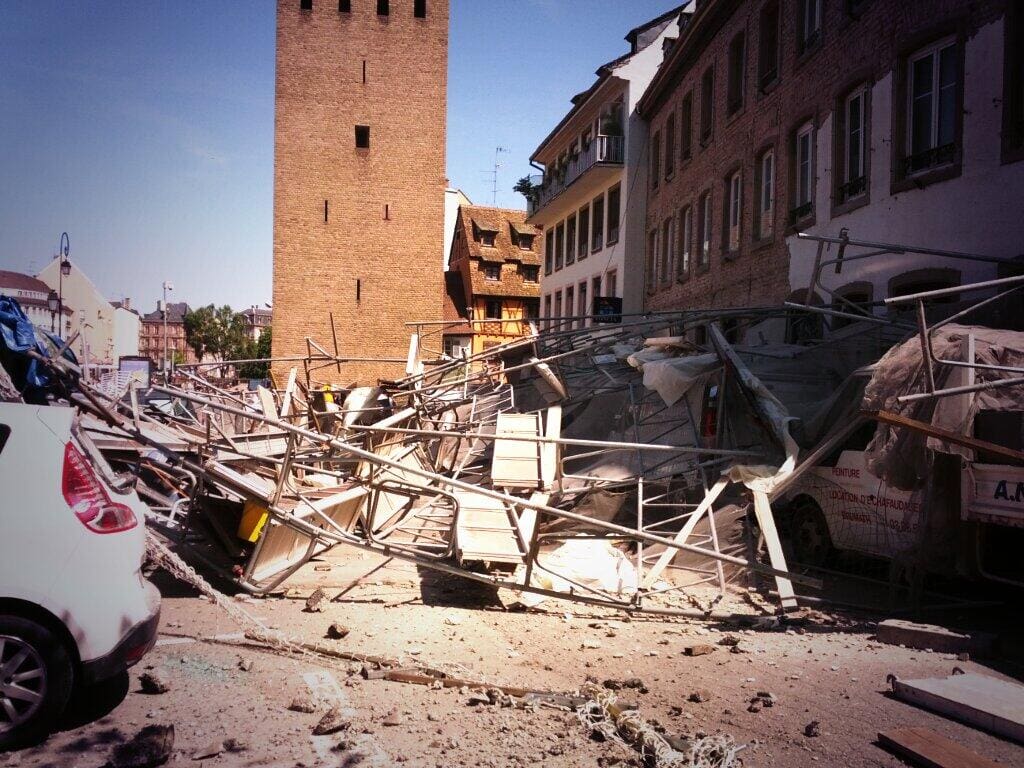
[680,92,693,161]
[606,185,621,245]
[554,291,563,328]
[698,192,712,267]
[726,170,742,253]
[591,195,605,252]
[566,214,577,264]
[479,230,496,247]
[301,0,312,10]
[544,294,552,323]
[661,217,674,283]
[791,123,814,221]
[578,281,588,325]
[522,265,539,283]
[727,33,745,114]
[484,264,501,281]
[355,125,370,149]
[888,269,961,311]
[650,130,661,190]
[545,230,554,275]
[578,205,590,258]
[1003,5,1024,158]
[756,149,774,238]
[592,276,602,305]
[678,205,692,279]
[339,0,350,11]
[665,113,676,178]
[377,0,389,15]
[906,38,957,175]
[485,299,502,320]
[838,87,868,202]
[700,67,714,143]
[555,221,565,270]
[523,300,539,320]
[605,270,617,298]
[517,233,534,250]
[758,1,780,89]
[646,230,658,293]
[414,0,426,18]
[565,286,575,329]
[798,0,821,54]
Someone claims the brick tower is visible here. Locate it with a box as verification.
[272,0,448,384]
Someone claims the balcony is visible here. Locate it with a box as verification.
[528,135,624,218]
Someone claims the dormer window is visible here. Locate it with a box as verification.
[481,232,496,247]
[517,234,534,250]
[484,264,501,280]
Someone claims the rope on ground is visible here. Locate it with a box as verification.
[576,684,744,768]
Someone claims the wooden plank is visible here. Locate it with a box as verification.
[279,367,298,419]
[257,385,279,421]
[641,477,729,588]
[540,405,561,490]
[890,673,1024,744]
[454,489,522,564]
[752,490,798,611]
[491,413,542,490]
[878,727,1001,768]
[865,409,1024,464]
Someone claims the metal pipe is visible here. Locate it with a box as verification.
[884,273,1024,304]
[797,232,1011,265]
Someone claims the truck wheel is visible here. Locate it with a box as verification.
[791,501,835,568]
[0,616,74,750]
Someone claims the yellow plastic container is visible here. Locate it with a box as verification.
[238,500,270,543]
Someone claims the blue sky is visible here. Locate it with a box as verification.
[0,0,678,311]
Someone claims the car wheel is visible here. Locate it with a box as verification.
[790,502,835,568]
[0,616,74,750]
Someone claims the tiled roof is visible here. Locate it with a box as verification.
[0,269,50,294]
[142,301,190,323]
[456,205,541,267]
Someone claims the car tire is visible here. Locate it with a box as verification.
[0,615,74,751]
[790,501,835,568]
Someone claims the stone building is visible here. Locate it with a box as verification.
[442,205,541,357]
[0,270,72,332]
[271,0,448,383]
[140,302,195,368]
[638,0,1023,338]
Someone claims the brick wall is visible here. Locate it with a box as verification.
[272,0,448,384]
[641,0,1006,318]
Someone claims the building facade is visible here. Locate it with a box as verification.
[0,270,72,332]
[527,5,689,329]
[240,306,273,343]
[271,0,448,383]
[442,205,541,356]
[140,302,195,368]
[638,0,1022,335]
[37,259,139,366]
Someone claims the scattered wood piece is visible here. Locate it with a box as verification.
[878,726,1001,768]
[865,409,1024,464]
[191,740,223,761]
[877,619,994,655]
[684,644,716,657]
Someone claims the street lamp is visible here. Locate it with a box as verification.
[47,290,59,333]
[162,281,174,374]
[56,232,70,337]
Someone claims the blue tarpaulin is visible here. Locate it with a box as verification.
[0,294,77,402]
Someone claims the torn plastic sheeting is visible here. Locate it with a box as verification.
[864,324,1024,491]
[637,353,721,407]
[510,539,641,608]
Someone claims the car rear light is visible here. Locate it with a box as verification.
[62,442,138,533]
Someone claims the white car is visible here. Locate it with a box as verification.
[0,403,160,748]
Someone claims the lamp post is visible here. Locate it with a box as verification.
[47,290,59,333]
[162,281,174,374]
[57,232,70,338]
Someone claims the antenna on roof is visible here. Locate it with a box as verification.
[490,146,509,206]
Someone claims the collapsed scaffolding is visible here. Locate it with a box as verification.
[4,230,1023,616]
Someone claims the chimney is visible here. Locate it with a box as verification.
[123,297,131,311]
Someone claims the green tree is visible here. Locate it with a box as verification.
[184,304,249,365]
[237,327,272,380]
[514,175,538,204]
[183,305,216,362]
